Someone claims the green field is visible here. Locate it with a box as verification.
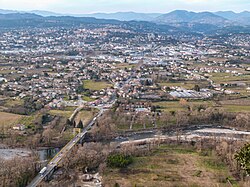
[114,63,136,69]
[82,95,96,102]
[159,82,195,89]
[103,144,235,187]
[83,80,112,91]
[222,105,250,113]
[153,101,185,112]
[153,100,215,112]
[218,99,250,113]
[49,110,73,118]
[210,73,250,84]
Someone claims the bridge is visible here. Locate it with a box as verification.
[68,105,85,122]
[27,108,105,187]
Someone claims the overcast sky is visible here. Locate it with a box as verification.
[0,0,249,13]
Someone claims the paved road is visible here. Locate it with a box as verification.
[27,108,105,187]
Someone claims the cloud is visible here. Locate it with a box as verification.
[0,0,61,10]
[0,0,248,13]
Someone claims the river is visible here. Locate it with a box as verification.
[0,125,249,160]
[114,125,250,142]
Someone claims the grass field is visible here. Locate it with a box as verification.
[153,101,215,112]
[218,99,250,113]
[103,145,236,187]
[82,95,96,102]
[210,73,250,84]
[159,82,195,89]
[49,109,74,118]
[222,105,250,113]
[17,115,37,127]
[3,99,24,108]
[83,80,112,91]
[49,107,76,118]
[114,63,136,69]
[74,109,97,125]
[153,101,185,112]
[0,112,24,128]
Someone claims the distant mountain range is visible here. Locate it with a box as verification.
[214,11,250,25]
[79,12,162,21]
[0,9,161,21]
[0,9,249,35]
[0,9,249,25]
[156,10,231,25]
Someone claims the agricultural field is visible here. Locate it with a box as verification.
[103,145,236,187]
[83,80,112,91]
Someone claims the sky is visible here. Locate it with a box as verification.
[0,0,249,14]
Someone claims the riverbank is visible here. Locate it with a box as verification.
[0,148,32,160]
[1,125,250,161]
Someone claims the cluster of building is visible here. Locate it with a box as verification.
[0,25,249,111]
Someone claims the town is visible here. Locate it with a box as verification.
[0,10,250,187]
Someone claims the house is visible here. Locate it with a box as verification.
[0,77,7,83]
[13,124,26,131]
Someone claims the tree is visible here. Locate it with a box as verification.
[235,143,250,176]
[165,86,171,92]
[42,128,54,144]
[0,157,37,187]
[73,121,77,128]
[66,119,73,126]
[193,84,200,92]
[78,120,84,129]
[76,85,84,94]
[107,154,133,168]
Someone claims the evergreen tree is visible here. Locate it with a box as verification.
[73,121,76,128]
[193,84,200,92]
[78,120,84,129]
[66,119,72,126]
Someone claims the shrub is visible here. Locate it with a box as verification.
[235,143,250,176]
[107,154,133,168]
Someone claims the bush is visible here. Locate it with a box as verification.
[235,143,250,176]
[107,154,133,168]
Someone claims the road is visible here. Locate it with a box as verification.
[68,105,85,122]
[27,108,105,187]
[27,84,117,187]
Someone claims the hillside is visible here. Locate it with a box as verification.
[155,10,231,26]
